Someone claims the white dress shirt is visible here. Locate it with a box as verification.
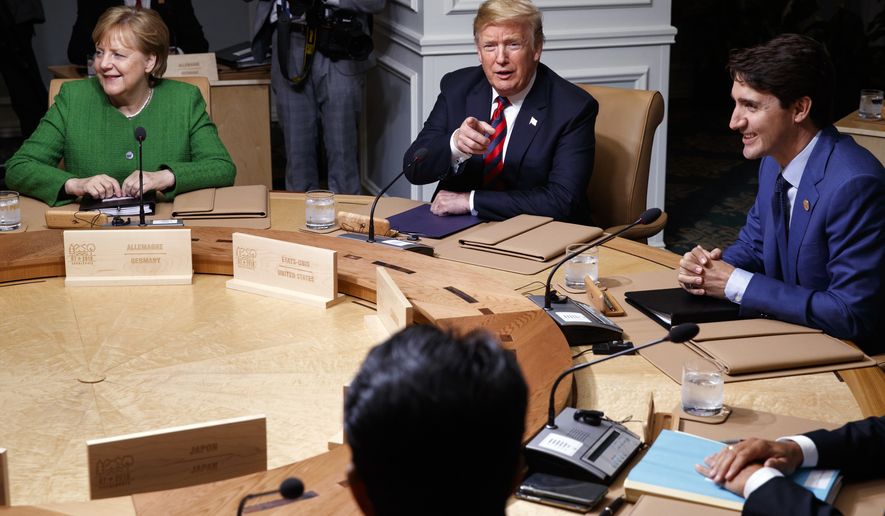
[447,72,537,213]
[743,434,819,498]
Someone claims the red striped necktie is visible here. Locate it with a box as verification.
[482,96,510,189]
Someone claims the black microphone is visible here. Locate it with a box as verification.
[528,208,663,345]
[236,477,304,516]
[525,323,699,484]
[134,126,147,227]
[338,148,434,256]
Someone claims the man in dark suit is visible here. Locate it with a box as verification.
[0,0,47,139]
[678,34,885,354]
[696,416,885,515]
[67,0,208,65]
[404,0,597,223]
[344,325,527,515]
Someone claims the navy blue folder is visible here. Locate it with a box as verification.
[386,204,483,239]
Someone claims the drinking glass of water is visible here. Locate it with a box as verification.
[681,359,724,417]
[564,243,598,289]
[305,190,336,230]
[0,191,22,231]
[858,89,883,120]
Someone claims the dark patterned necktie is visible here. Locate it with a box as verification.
[482,96,510,189]
[135,0,142,8]
[774,173,792,237]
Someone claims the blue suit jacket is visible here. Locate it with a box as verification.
[404,63,597,223]
[722,126,885,354]
[743,416,885,516]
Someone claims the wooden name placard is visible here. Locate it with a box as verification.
[63,229,193,286]
[226,232,345,308]
[375,266,413,334]
[86,414,266,499]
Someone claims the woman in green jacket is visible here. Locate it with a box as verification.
[6,6,235,207]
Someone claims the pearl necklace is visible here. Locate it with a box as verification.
[125,87,153,119]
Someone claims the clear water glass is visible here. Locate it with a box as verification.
[305,190,336,230]
[0,191,22,231]
[682,359,724,417]
[564,244,598,289]
[859,89,883,120]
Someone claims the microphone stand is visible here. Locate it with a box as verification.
[338,149,433,256]
[525,324,699,483]
[529,208,662,345]
[137,138,145,227]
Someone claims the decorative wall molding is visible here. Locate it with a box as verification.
[392,0,419,13]
[362,55,420,195]
[377,19,676,56]
[447,0,652,13]
[560,66,650,90]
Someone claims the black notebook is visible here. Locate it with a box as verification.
[624,288,742,329]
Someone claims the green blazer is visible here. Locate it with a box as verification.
[6,78,236,206]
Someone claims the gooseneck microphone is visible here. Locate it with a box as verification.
[529,208,663,346]
[543,208,662,310]
[368,148,428,243]
[134,126,147,227]
[236,477,305,516]
[338,148,434,256]
[525,323,699,484]
[545,323,698,429]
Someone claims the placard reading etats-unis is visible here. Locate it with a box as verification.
[63,229,193,286]
[226,232,344,308]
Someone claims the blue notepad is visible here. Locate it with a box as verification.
[624,430,842,510]
[386,204,483,239]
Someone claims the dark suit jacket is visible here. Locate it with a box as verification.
[743,416,885,516]
[722,126,885,354]
[67,0,209,65]
[404,63,597,223]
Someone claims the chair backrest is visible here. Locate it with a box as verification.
[0,448,9,506]
[578,84,664,230]
[86,415,266,499]
[48,76,212,117]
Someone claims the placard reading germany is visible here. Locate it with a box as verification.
[63,229,193,286]
[226,232,344,308]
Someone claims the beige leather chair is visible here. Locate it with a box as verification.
[578,84,666,241]
[48,75,211,116]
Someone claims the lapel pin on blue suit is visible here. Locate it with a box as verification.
[803,199,810,211]
[530,117,538,126]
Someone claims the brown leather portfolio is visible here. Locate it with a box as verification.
[172,185,268,218]
[458,214,602,261]
[604,270,877,382]
[691,332,866,375]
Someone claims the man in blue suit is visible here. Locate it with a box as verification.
[404,0,597,223]
[678,34,885,355]
[696,416,885,516]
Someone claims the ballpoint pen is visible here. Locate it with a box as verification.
[600,495,625,516]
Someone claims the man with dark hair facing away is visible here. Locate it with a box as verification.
[677,33,885,355]
[344,324,528,515]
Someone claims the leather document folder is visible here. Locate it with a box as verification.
[690,332,866,375]
[172,185,268,219]
[458,214,602,261]
[624,287,741,328]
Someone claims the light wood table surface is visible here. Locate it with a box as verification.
[835,109,885,164]
[0,193,881,515]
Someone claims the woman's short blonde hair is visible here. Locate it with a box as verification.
[92,6,170,82]
[473,0,544,50]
